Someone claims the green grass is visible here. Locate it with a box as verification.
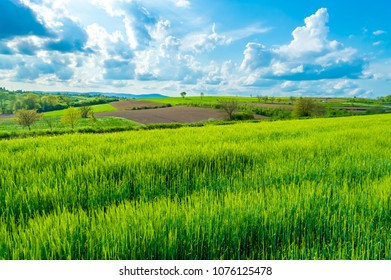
[0,115,138,134]
[43,103,117,117]
[1,114,391,259]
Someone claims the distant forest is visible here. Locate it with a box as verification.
[0,88,119,114]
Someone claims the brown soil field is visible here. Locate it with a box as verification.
[96,106,227,124]
[109,100,165,110]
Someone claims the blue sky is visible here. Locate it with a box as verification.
[0,0,390,97]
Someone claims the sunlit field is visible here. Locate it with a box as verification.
[1,114,391,260]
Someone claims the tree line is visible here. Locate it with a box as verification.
[0,90,118,115]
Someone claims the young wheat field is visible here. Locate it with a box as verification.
[0,114,391,260]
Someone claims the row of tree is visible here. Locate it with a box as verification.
[0,90,118,114]
[16,106,94,131]
[217,97,327,120]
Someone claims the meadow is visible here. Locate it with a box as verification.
[0,114,391,260]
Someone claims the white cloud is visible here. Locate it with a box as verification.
[90,0,129,17]
[173,0,191,8]
[181,24,231,53]
[373,30,386,36]
[278,8,340,58]
[240,8,365,83]
[226,25,271,41]
[134,35,202,83]
[240,43,273,71]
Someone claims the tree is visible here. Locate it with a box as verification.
[262,96,269,103]
[61,106,81,129]
[40,95,60,111]
[0,91,8,114]
[16,109,40,130]
[219,99,239,120]
[200,92,204,100]
[292,97,326,118]
[60,95,72,107]
[79,106,93,118]
[180,92,187,98]
[22,93,41,110]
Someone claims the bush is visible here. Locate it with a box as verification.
[231,112,255,120]
[292,98,326,118]
[79,106,93,118]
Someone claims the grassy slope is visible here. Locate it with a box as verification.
[0,104,135,133]
[43,103,118,117]
[1,114,391,259]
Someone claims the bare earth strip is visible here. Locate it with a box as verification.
[109,100,164,110]
[96,106,227,124]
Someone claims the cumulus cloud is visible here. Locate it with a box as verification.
[85,23,135,81]
[173,0,191,8]
[14,54,75,81]
[0,0,51,40]
[240,8,366,84]
[181,24,231,53]
[45,19,89,53]
[278,8,338,57]
[240,43,273,71]
[134,35,202,83]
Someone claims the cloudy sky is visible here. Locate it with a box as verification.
[0,0,390,97]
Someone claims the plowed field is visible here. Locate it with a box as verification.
[96,106,227,124]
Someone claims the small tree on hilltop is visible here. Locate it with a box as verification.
[16,109,40,130]
[292,97,326,118]
[180,92,187,98]
[200,92,204,100]
[61,106,81,129]
[219,99,239,120]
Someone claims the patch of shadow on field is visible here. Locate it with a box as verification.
[96,106,227,124]
[109,100,164,110]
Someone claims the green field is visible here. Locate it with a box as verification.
[43,103,118,117]
[0,103,136,135]
[0,116,138,134]
[1,114,391,260]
